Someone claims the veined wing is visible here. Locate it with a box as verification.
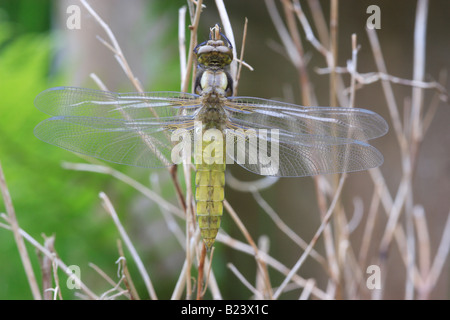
[34,87,201,168]
[225,122,384,177]
[34,86,201,119]
[224,97,388,141]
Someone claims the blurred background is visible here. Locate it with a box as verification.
[0,0,449,299]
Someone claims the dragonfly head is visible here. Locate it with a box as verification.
[194,24,233,69]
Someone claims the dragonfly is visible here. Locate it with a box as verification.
[34,24,388,251]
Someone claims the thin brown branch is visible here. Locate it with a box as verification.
[315,66,448,99]
[183,163,194,299]
[228,263,259,296]
[329,0,338,107]
[201,248,215,297]
[251,189,326,266]
[366,28,407,152]
[0,215,98,299]
[0,162,42,300]
[282,0,312,106]
[422,70,448,134]
[79,0,144,92]
[89,262,118,288]
[233,17,249,96]
[265,0,302,67]
[348,34,358,108]
[179,5,188,85]
[182,0,203,93]
[273,174,346,299]
[62,162,184,218]
[358,190,381,266]
[117,240,140,300]
[298,278,316,300]
[99,192,158,300]
[170,165,187,213]
[196,244,206,300]
[39,234,56,300]
[410,0,429,142]
[426,211,450,290]
[216,233,331,300]
[224,200,273,299]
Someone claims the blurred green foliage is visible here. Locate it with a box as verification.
[0,13,117,299]
[0,0,50,34]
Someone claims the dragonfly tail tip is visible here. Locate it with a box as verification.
[204,240,214,252]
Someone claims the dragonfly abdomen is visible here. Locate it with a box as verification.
[195,160,225,251]
[194,91,228,250]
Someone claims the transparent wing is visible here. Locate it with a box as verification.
[224,97,388,141]
[34,87,200,168]
[225,128,384,177]
[34,86,201,119]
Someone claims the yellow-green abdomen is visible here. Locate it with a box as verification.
[195,151,226,250]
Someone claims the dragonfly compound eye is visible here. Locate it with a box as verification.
[195,41,233,68]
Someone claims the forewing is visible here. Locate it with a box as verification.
[34,87,200,168]
[225,97,388,141]
[34,86,201,119]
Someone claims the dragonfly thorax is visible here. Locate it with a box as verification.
[195,68,230,131]
[197,95,228,130]
[199,70,229,95]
